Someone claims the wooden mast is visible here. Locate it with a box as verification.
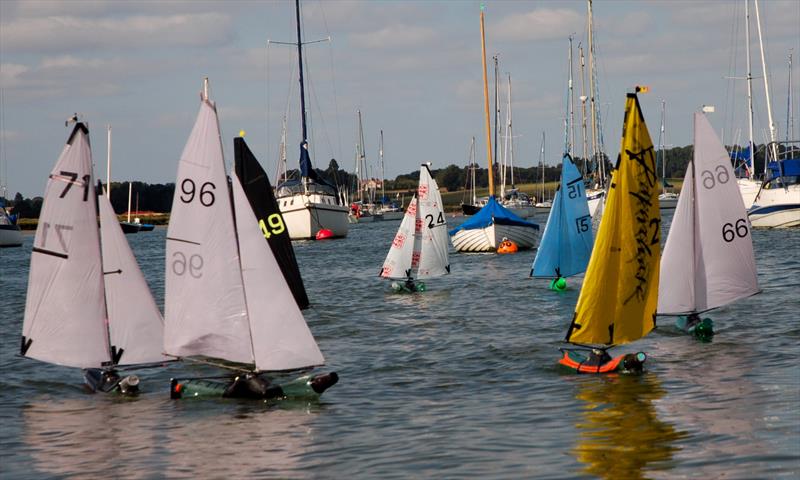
[480,6,495,197]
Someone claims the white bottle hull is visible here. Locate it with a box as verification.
[277,193,349,239]
[450,223,540,252]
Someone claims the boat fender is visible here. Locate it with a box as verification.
[496,238,518,254]
[222,373,284,399]
[315,228,334,240]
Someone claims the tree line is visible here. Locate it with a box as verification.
[3,143,769,219]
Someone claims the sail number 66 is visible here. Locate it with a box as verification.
[172,252,203,278]
[722,218,748,242]
[259,214,286,239]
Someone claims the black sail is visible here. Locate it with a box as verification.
[234,137,310,309]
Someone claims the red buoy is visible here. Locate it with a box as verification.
[315,228,334,240]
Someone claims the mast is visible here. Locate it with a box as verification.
[568,35,575,157]
[357,109,366,203]
[380,130,385,203]
[127,181,133,223]
[745,0,756,179]
[789,51,795,141]
[587,0,600,186]
[753,0,779,164]
[106,125,111,198]
[540,131,546,201]
[480,6,495,196]
[508,74,515,189]
[579,43,588,174]
[501,72,511,198]
[659,100,667,194]
[295,0,308,146]
[493,55,500,177]
[470,136,476,204]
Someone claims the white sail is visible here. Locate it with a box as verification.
[658,113,759,314]
[98,193,168,365]
[416,164,450,278]
[164,97,252,364]
[22,124,110,368]
[231,172,324,371]
[380,197,418,279]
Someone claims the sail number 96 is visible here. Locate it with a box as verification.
[180,179,216,206]
[172,252,203,278]
[259,214,286,239]
[722,218,748,242]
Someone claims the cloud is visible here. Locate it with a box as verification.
[493,8,584,41]
[349,25,438,49]
[2,13,234,54]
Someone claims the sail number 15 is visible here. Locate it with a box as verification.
[259,214,286,239]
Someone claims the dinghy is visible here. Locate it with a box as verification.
[20,120,167,394]
[380,163,450,293]
[531,153,594,289]
[658,112,760,339]
[560,91,659,374]
[449,6,539,253]
[165,79,336,400]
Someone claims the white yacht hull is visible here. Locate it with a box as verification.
[0,224,23,247]
[658,193,679,209]
[379,210,404,221]
[748,184,800,228]
[451,223,539,252]
[278,193,349,239]
[587,190,605,217]
[737,178,761,209]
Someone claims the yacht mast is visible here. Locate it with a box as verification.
[587,0,600,186]
[753,0,779,164]
[480,6,495,196]
[568,35,575,157]
[745,0,756,179]
[579,43,588,174]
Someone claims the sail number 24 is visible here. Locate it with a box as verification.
[259,214,286,239]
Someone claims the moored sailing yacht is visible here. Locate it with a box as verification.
[275,0,348,239]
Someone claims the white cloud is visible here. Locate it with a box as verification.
[2,13,234,54]
[350,25,438,49]
[493,8,584,41]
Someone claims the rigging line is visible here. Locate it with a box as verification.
[318,0,343,164]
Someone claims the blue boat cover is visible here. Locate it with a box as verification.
[531,154,594,278]
[768,159,800,178]
[729,144,752,165]
[449,196,538,235]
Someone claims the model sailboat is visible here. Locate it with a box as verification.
[530,153,593,289]
[234,135,309,310]
[165,79,336,399]
[559,91,659,373]
[20,120,167,393]
[658,112,760,339]
[380,163,450,292]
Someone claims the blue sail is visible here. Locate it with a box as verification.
[531,154,594,278]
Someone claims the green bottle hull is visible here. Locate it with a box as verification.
[170,372,338,400]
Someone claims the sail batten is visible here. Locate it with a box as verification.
[566,94,660,346]
[532,154,593,278]
[658,113,759,315]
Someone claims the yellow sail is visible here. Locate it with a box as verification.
[566,93,660,345]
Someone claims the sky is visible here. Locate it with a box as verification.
[1,0,798,198]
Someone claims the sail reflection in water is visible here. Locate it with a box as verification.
[22,396,319,478]
[570,374,685,479]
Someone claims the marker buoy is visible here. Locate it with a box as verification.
[496,239,518,254]
[315,229,334,240]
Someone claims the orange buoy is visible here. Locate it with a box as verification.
[496,238,518,254]
[315,228,334,240]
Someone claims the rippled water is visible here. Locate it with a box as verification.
[1,214,798,479]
